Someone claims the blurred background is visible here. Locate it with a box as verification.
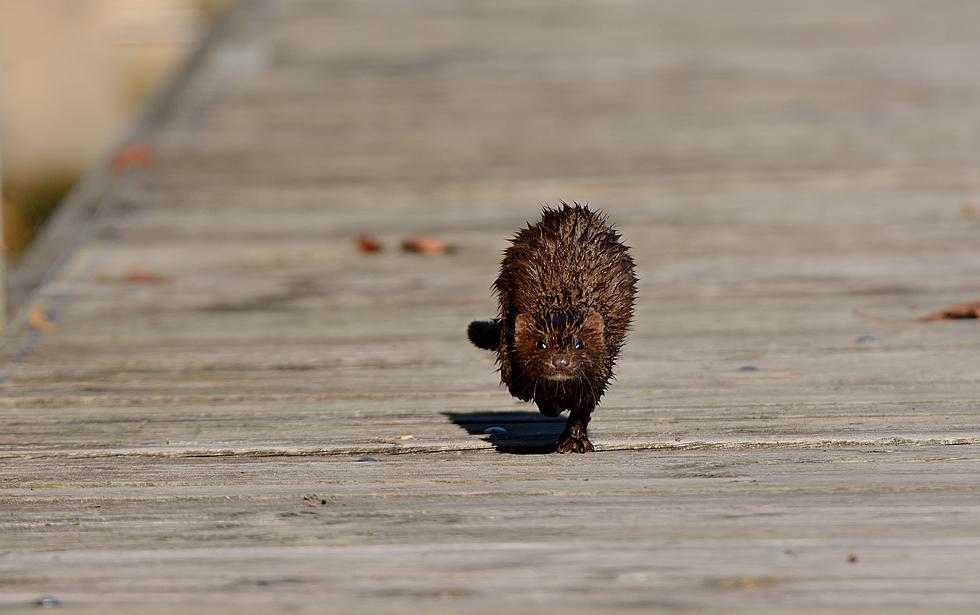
[0,0,231,264]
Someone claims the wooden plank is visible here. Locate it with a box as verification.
[2,450,980,612]
[2,0,980,612]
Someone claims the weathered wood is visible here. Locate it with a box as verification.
[2,0,980,612]
[3,450,980,613]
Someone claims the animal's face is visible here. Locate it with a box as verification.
[513,311,605,381]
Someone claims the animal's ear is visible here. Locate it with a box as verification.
[582,310,604,338]
[514,313,534,342]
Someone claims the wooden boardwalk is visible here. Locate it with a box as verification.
[3,0,980,612]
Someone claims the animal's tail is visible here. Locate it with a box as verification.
[468,319,501,350]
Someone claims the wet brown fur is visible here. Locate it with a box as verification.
[470,202,637,453]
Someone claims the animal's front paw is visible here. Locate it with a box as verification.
[556,433,595,454]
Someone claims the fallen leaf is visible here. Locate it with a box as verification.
[855,302,980,323]
[715,577,779,590]
[401,236,454,255]
[28,306,57,333]
[112,144,155,169]
[962,203,977,220]
[355,235,382,253]
[121,268,172,284]
[847,554,858,563]
[398,434,415,441]
[96,268,172,284]
[928,302,980,320]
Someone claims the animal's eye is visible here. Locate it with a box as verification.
[536,341,547,350]
[574,341,585,350]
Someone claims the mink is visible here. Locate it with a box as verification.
[468,202,637,453]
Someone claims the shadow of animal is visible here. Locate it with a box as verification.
[443,410,566,454]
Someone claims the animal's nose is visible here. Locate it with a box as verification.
[552,355,571,370]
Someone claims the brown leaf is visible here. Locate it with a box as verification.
[97,268,172,284]
[401,236,454,255]
[962,203,977,220]
[122,268,172,284]
[924,302,980,320]
[28,306,57,333]
[855,301,980,323]
[356,235,382,253]
[112,144,155,169]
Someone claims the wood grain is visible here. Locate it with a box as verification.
[2,0,980,612]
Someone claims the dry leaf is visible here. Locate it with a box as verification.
[96,268,172,284]
[356,235,382,253]
[28,306,57,333]
[398,434,415,441]
[924,302,980,320]
[112,144,155,169]
[962,203,977,220]
[120,268,172,284]
[855,301,980,323]
[401,236,454,255]
[715,577,779,590]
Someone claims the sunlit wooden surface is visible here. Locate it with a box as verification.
[2,0,980,612]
